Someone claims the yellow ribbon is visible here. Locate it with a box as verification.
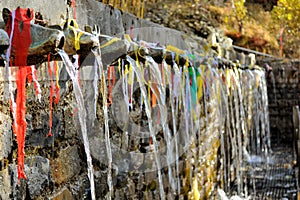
[118,59,121,75]
[225,69,231,96]
[101,37,121,49]
[166,45,185,64]
[128,64,133,85]
[166,45,185,55]
[255,74,260,88]
[217,80,221,104]
[185,56,189,67]
[197,76,203,101]
[124,34,132,43]
[124,64,129,75]
[55,65,60,89]
[62,19,83,51]
[74,30,83,51]
[135,47,139,64]
[192,178,200,200]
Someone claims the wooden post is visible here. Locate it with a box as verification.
[279,28,284,57]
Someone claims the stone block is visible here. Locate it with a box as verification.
[0,112,12,160]
[26,113,61,147]
[9,164,27,200]
[0,167,12,199]
[127,178,136,197]
[114,188,125,200]
[69,174,91,199]
[50,145,81,184]
[135,173,145,190]
[90,136,108,165]
[130,151,144,170]
[25,156,50,199]
[144,171,157,185]
[48,187,74,200]
[142,153,156,173]
[63,107,79,139]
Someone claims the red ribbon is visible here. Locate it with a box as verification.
[15,66,27,180]
[5,7,33,66]
[72,0,77,19]
[6,7,34,180]
[48,54,54,137]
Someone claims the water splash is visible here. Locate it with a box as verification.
[260,72,271,153]
[232,68,243,194]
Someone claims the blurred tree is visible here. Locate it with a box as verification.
[231,0,247,33]
[272,0,300,57]
[272,0,300,36]
[98,0,146,18]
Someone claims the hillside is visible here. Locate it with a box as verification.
[144,0,285,58]
[95,0,286,57]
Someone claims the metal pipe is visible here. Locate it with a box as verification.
[233,45,276,58]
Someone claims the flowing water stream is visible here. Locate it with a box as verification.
[126,56,165,199]
[145,56,177,192]
[93,48,113,200]
[56,43,271,199]
[58,50,96,200]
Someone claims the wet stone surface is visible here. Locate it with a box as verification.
[0,112,12,160]
[265,62,300,144]
[48,187,74,200]
[0,167,12,200]
[25,156,50,199]
[244,146,297,199]
[50,145,81,185]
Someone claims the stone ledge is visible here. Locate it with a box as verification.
[48,187,74,200]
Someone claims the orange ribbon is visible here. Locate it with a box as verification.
[47,54,54,137]
[107,66,116,106]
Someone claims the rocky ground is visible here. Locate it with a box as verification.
[145,1,216,40]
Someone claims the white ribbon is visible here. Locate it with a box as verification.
[6,10,17,131]
[31,65,42,102]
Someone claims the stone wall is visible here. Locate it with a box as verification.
[0,61,270,199]
[0,64,83,199]
[0,1,211,199]
[0,0,201,51]
[0,0,271,199]
[264,60,300,144]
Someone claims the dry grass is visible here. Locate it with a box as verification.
[98,0,146,18]
[208,3,279,53]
